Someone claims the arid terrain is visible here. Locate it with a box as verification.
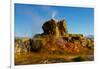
[15,19,94,65]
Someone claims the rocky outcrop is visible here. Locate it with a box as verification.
[15,38,31,53]
[42,19,68,37]
[42,19,57,35]
[57,19,68,36]
[15,18,94,54]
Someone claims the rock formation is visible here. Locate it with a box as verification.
[42,19,68,37]
[42,19,57,35]
[15,18,94,54]
[57,19,68,36]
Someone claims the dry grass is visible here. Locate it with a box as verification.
[15,51,94,65]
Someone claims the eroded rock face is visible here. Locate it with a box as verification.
[42,19,57,35]
[42,19,68,37]
[31,39,43,52]
[57,20,68,36]
[15,38,31,53]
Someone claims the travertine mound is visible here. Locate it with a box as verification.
[15,19,94,54]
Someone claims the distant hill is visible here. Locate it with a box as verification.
[15,37,31,39]
[85,35,94,39]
